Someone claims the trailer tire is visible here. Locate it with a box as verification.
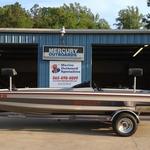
[112,113,138,137]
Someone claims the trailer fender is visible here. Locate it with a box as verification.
[111,110,140,123]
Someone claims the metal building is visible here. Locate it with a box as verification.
[0,29,150,89]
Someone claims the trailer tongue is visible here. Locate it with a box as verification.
[0,68,150,137]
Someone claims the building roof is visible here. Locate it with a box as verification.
[0,28,150,34]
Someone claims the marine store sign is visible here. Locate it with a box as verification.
[43,46,84,61]
[49,61,81,88]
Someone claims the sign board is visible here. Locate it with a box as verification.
[43,46,84,61]
[49,61,81,88]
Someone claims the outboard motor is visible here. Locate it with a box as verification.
[1,68,17,91]
[129,68,143,93]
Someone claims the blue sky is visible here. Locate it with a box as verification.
[0,0,149,28]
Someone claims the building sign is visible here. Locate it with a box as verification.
[49,61,81,88]
[43,46,84,61]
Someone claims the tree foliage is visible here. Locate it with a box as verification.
[143,14,150,29]
[115,6,143,29]
[148,0,150,7]
[0,2,33,28]
[0,2,110,29]
[142,1,150,29]
[30,3,110,29]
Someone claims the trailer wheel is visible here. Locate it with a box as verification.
[112,113,138,137]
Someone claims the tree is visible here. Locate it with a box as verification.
[142,1,150,29]
[0,2,110,29]
[97,18,110,29]
[30,3,110,29]
[59,3,97,29]
[115,6,143,29]
[148,0,150,7]
[143,14,150,29]
[0,2,33,28]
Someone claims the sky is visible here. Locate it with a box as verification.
[0,0,149,28]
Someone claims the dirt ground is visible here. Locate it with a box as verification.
[0,116,149,150]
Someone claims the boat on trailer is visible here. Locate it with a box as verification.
[0,68,150,137]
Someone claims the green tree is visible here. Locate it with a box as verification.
[0,2,33,28]
[30,4,60,28]
[115,6,143,29]
[143,14,150,29]
[0,2,110,29]
[142,1,150,29]
[97,18,110,29]
[30,3,110,29]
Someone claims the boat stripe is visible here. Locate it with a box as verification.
[0,101,136,112]
[2,93,150,103]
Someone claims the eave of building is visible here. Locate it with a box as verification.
[0,28,150,34]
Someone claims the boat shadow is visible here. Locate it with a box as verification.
[0,117,116,137]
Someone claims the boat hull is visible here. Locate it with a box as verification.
[0,88,150,114]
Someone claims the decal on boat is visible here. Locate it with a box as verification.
[0,93,7,99]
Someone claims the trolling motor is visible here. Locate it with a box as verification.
[129,68,143,93]
[1,68,17,91]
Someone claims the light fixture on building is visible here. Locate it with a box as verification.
[60,26,66,37]
[60,26,66,45]
[133,45,148,57]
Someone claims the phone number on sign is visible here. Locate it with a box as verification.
[53,76,78,81]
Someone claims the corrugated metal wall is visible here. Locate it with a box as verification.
[1,30,150,87]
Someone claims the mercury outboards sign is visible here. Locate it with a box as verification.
[43,46,84,61]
